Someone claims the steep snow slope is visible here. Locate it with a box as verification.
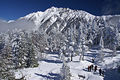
[20,7,96,32]
[21,7,95,25]
[21,7,120,32]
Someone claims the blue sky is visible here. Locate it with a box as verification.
[0,0,120,20]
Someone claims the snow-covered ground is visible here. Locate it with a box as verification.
[15,48,120,80]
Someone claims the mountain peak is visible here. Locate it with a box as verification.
[20,7,95,26]
[20,11,43,20]
[49,6,58,10]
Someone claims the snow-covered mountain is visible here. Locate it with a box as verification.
[20,7,95,26]
[20,7,96,33]
[0,7,120,33]
[1,7,120,47]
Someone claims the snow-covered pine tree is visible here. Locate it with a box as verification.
[25,35,38,68]
[0,34,5,53]
[65,27,75,61]
[60,59,71,80]
[12,32,21,68]
[31,31,48,61]
[112,26,119,57]
[0,34,15,80]
[77,22,85,61]
[12,31,28,68]
[99,36,104,50]
[31,31,47,52]
[18,31,29,68]
[0,56,15,80]
[11,30,39,68]
[99,35,104,62]
[98,24,105,62]
[80,21,86,61]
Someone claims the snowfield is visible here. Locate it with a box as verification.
[15,48,120,80]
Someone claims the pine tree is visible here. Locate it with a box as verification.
[11,30,39,68]
[99,36,104,49]
[99,35,104,62]
[77,23,85,61]
[112,26,119,57]
[25,36,38,68]
[0,56,15,80]
[66,27,75,60]
[18,31,29,68]
[0,34,5,53]
[31,31,48,61]
[12,33,21,68]
[60,60,71,80]
[0,35,15,80]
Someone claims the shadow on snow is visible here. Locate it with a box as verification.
[35,73,61,80]
[43,59,62,63]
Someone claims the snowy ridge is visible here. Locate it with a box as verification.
[20,11,43,26]
[0,7,120,48]
[0,7,120,33]
[20,7,95,26]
